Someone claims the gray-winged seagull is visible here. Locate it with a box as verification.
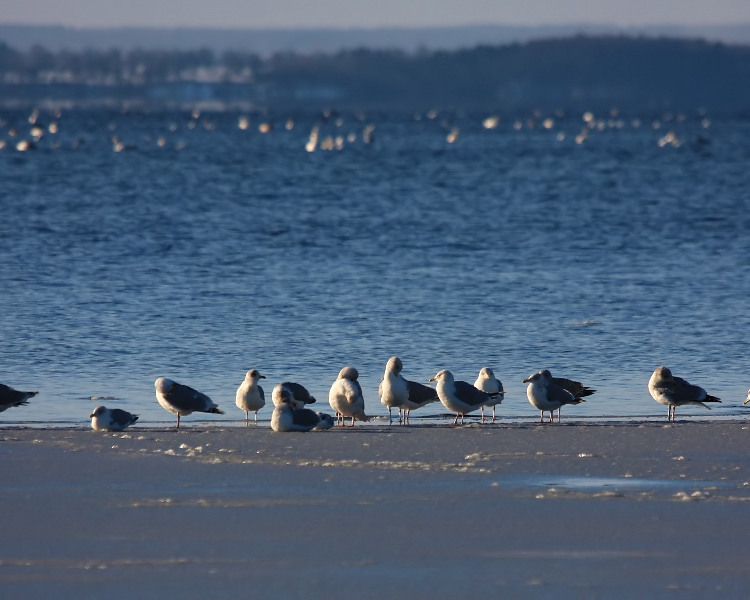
[648,366,721,421]
[379,356,439,424]
[474,367,505,423]
[154,377,224,428]
[89,406,139,432]
[329,366,368,426]
[236,369,266,425]
[430,369,494,425]
[523,369,594,423]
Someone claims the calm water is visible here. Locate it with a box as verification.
[1,108,749,426]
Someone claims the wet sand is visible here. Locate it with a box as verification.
[2,420,750,598]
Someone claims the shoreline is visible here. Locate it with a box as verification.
[3,422,750,597]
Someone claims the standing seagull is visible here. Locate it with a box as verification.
[430,369,494,425]
[89,406,139,432]
[154,377,224,428]
[0,384,37,413]
[648,366,721,422]
[474,367,505,423]
[523,369,594,423]
[329,366,368,426]
[379,356,439,424]
[271,382,316,410]
[235,369,266,425]
[271,387,322,432]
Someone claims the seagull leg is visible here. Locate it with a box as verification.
[557,409,561,423]
[254,410,258,424]
[176,414,181,429]
[453,413,459,425]
[388,407,392,424]
[350,416,355,427]
[481,407,485,423]
[492,406,496,423]
[539,411,544,424]
[548,411,553,423]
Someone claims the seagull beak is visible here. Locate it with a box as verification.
[429,377,436,382]
[522,378,531,383]
[260,375,266,379]
[89,412,95,418]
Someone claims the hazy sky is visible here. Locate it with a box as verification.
[3,0,750,29]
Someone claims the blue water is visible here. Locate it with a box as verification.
[1,108,749,426]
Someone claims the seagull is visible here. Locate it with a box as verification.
[744,389,750,406]
[235,369,266,425]
[89,406,139,432]
[523,369,594,423]
[271,382,316,410]
[154,377,224,428]
[648,366,721,421]
[379,356,439,424]
[271,387,322,432]
[430,369,494,425]
[0,384,37,413]
[474,367,505,423]
[329,366,368,426]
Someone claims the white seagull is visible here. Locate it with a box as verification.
[523,369,594,423]
[271,387,323,432]
[271,382,317,410]
[89,406,139,432]
[154,377,224,428]
[744,389,750,406]
[430,369,494,425]
[379,356,439,424]
[328,366,368,426]
[0,383,37,413]
[473,367,505,423]
[648,366,721,421]
[236,369,266,425]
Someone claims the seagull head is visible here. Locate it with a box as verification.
[653,366,673,382]
[247,369,266,381]
[154,377,175,393]
[386,356,403,375]
[479,367,495,379]
[89,406,107,419]
[430,370,453,383]
[523,372,544,385]
[338,366,359,381]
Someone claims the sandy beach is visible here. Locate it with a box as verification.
[2,420,750,598]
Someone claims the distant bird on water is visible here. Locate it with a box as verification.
[430,369,494,425]
[473,367,505,423]
[329,366,368,426]
[235,369,266,425]
[0,384,37,413]
[523,369,594,423]
[379,356,439,424]
[648,366,721,421]
[744,389,750,406]
[154,377,224,428]
[89,406,139,432]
